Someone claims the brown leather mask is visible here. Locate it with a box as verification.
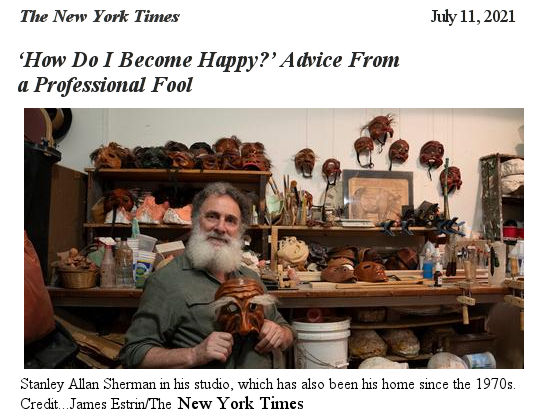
[220,149,243,170]
[294,148,316,177]
[365,115,394,151]
[213,277,267,337]
[214,136,241,154]
[196,153,220,170]
[164,141,189,153]
[322,158,342,186]
[241,142,265,158]
[440,166,462,194]
[321,265,357,283]
[354,261,388,282]
[420,141,444,180]
[388,139,409,170]
[168,150,196,169]
[354,137,374,168]
[242,154,271,171]
[104,188,134,213]
[90,142,133,169]
[189,142,214,157]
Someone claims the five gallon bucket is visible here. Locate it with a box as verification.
[292,317,351,369]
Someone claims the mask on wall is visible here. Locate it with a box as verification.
[364,115,394,152]
[419,141,445,180]
[294,148,316,177]
[212,277,277,337]
[440,166,462,194]
[388,139,409,171]
[354,136,374,168]
[322,158,342,186]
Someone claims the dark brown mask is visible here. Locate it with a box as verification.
[189,142,214,157]
[241,142,265,158]
[164,141,189,153]
[168,150,196,169]
[322,158,342,185]
[213,277,268,337]
[133,146,172,169]
[196,153,220,170]
[294,148,316,177]
[104,188,134,213]
[354,261,388,283]
[440,166,462,194]
[220,149,243,170]
[420,141,445,180]
[214,136,242,154]
[354,137,374,168]
[90,142,133,169]
[242,154,271,171]
[388,139,409,170]
[365,115,394,150]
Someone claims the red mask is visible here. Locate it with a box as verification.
[213,277,274,337]
[322,158,342,186]
[354,137,374,168]
[388,139,409,170]
[420,141,445,180]
[365,115,394,150]
[440,166,462,193]
[214,136,242,154]
[104,188,134,213]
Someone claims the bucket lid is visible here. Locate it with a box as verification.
[292,316,351,333]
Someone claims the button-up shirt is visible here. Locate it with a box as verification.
[119,253,292,368]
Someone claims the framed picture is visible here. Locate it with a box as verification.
[342,170,413,223]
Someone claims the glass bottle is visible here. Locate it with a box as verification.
[115,240,134,288]
[100,244,116,288]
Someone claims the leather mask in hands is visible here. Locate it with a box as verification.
[212,277,277,337]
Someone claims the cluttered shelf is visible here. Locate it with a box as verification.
[85,168,271,184]
[47,283,508,309]
[83,223,271,230]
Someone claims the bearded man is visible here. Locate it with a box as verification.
[119,182,294,368]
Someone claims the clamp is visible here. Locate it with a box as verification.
[457,281,476,325]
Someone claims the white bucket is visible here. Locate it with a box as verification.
[292,317,351,369]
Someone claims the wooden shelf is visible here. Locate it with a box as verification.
[273,225,436,234]
[85,168,271,184]
[351,314,485,330]
[84,223,271,230]
[48,284,508,309]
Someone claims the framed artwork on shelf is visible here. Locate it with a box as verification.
[342,170,413,224]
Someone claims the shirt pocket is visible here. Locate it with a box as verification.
[178,292,217,341]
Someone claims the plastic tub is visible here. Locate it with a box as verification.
[292,317,351,369]
[136,234,158,252]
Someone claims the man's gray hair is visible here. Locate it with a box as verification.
[192,182,252,227]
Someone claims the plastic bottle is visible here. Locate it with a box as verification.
[100,245,116,288]
[422,249,434,279]
[433,260,443,287]
[115,240,134,288]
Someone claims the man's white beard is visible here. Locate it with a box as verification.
[186,225,243,274]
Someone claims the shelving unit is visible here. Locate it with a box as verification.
[480,154,524,242]
[85,168,272,256]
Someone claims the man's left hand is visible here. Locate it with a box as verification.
[255,320,294,354]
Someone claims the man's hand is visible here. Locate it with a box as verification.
[255,320,294,354]
[192,331,234,366]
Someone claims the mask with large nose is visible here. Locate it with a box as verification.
[213,277,276,336]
